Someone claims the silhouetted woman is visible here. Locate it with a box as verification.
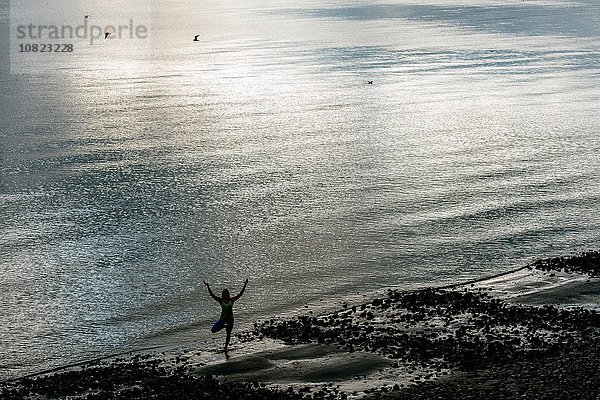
[203,278,248,353]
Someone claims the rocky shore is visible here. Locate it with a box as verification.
[530,250,600,277]
[372,345,600,400]
[1,252,599,400]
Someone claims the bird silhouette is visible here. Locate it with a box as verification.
[368,81,373,84]
[104,31,111,39]
[193,35,200,42]
[84,15,89,19]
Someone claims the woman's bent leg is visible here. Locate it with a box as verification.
[211,319,225,333]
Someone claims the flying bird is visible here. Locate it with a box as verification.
[367,81,373,84]
[104,31,111,39]
[193,35,200,42]
[84,15,89,19]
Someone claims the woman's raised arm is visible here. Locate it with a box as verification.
[231,278,248,302]
[203,280,221,302]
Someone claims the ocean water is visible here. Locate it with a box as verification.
[1,0,599,380]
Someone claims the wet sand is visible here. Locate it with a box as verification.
[1,252,599,399]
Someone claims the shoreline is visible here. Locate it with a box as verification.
[0,262,532,385]
[1,251,599,399]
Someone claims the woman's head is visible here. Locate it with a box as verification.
[222,289,230,301]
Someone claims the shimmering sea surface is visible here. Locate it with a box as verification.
[1,0,599,380]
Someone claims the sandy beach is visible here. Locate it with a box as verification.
[1,251,599,399]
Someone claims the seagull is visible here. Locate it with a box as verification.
[104,31,111,39]
[193,35,200,42]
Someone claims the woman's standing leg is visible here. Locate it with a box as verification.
[224,320,234,350]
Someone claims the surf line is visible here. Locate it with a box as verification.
[0,345,165,384]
